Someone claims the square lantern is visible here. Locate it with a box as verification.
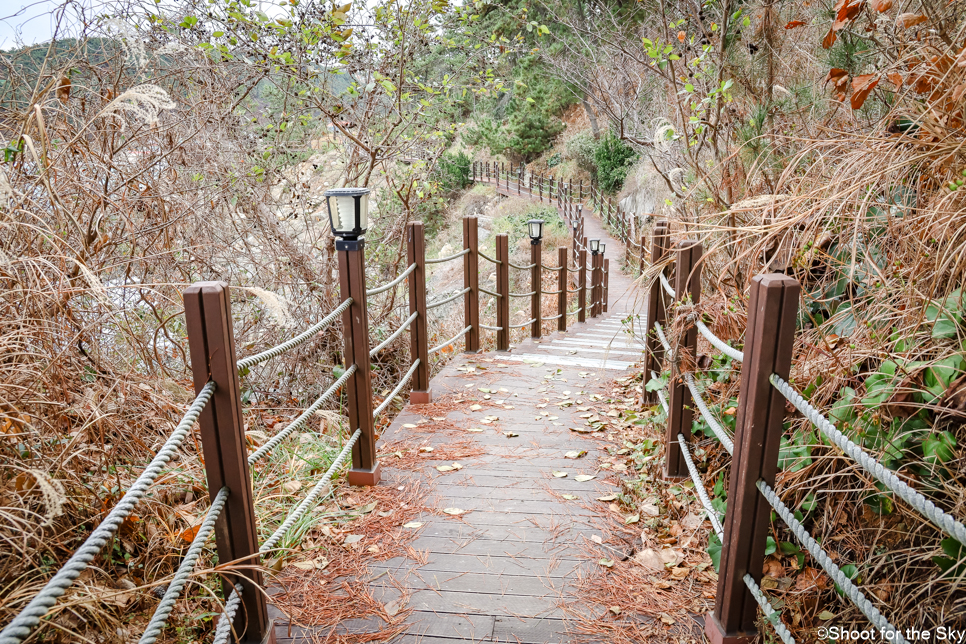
[324,187,370,241]
[589,238,601,254]
[527,219,544,244]
[600,243,606,255]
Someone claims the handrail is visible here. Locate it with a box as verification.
[480,324,502,331]
[566,307,583,316]
[430,325,472,354]
[541,264,563,271]
[544,313,563,321]
[366,263,417,296]
[509,318,536,329]
[370,312,418,357]
[479,287,502,298]
[508,290,536,298]
[426,248,470,264]
[508,260,536,270]
[479,250,501,265]
[237,298,352,372]
[427,287,470,310]
[373,360,420,418]
[694,318,744,362]
[0,382,217,644]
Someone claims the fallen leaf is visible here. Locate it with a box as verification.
[677,30,685,42]
[343,534,364,545]
[818,610,836,620]
[660,613,676,625]
[887,72,903,86]
[591,535,603,544]
[625,514,640,525]
[634,549,664,571]
[466,427,484,433]
[871,0,891,10]
[575,474,595,482]
[289,557,329,571]
[403,423,418,428]
[552,471,568,478]
[609,605,622,615]
[562,494,579,500]
[785,20,806,28]
[670,566,690,579]
[443,508,465,515]
[282,480,302,494]
[640,503,660,517]
[597,494,619,502]
[402,522,423,528]
[822,28,837,49]
[850,74,879,109]
[420,446,434,452]
[599,558,615,568]
[565,450,587,459]
[896,12,927,27]
[504,431,519,437]
[436,465,454,472]
[469,404,483,411]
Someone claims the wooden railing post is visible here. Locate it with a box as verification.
[495,233,510,351]
[539,175,543,202]
[407,222,432,405]
[665,240,703,479]
[531,239,542,338]
[603,258,609,313]
[644,221,671,404]
[708,274,800,644]
[557,247,567,332]
[517,168,521,195]
[640,234,647,276]
[184,282,269,643]
[578,246,587,323]
[337,236,380,485]
[463,215,479,353]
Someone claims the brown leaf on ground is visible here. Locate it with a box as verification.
[871,0,892,11]
[785,20,807,29]
[795,566,831,591]
[851,74,879,109]
[896,13,927,28]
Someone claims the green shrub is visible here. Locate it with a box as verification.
[594,132,637,193]
[436,150,471,193]
[566,129,597,174]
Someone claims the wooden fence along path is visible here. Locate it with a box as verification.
[4,161,964,644]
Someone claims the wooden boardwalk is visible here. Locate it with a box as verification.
[268,186,654,643]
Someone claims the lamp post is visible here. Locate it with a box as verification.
[528,219,544,338]
[325,187,380,486]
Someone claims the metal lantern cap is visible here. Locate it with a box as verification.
[324,187,370,240]
[527,219,544,244]
[600,243,606,255]
[589,238,601,254]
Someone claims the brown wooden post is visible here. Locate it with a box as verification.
[495,233,510,351]
[579,180,583,200]
[463,216,479,353]
[337,236,380,486]
[530,239,542,338]
[184,283,269,643]
[664,240,703,480]
[407,222,431,405]
[539,175,543,202]
[557,247,567,332]
[529,173,532,195]
[708,274,800,644]
[644,221,671,404]
[578,246,587,323]
[518,168,522,195]
[603,258,609,313]
[640,234,647,276]
[593,252,603,318]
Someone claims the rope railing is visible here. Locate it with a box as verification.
[373,360,421,419]
[430,326,472,354]
[543,288,563,295]
[479,250,501,265]
[544,313,563,321]
[210,584,244,644]
[425,248,470,264]
[366,263,416,297]
[695,318,745,362]
[541,264,563,271]
[427,287,470,310]
[653,321,672,353]
[770,373,966,546]
[139,486,230,644]
[479,288,501,298]
[677,434,724,539]
[237,298,352,372]
[480,324,502,331]
[508,260,536,270]
[658,272,675,297]
[509,318,536,329]
[247,366,356,466]
[370,312,418,357]
[0,382,217,644]
[683,373,735,455]
[261,428,362,553]
[566,307,583,317]
[508,290,536,298]
[743,574,797,644]
[757,479,907,644]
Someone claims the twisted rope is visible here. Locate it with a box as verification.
[261,429,362,553]
[743,574,797,644]
[139,487,229,644]
[373,360,420,418]
[566,307,583,317]
[427,287,470,310]
[770,373,966,546]
[656,388,669,414]
[370,312,418,357]
[509,318,536,329]
[683,373,735,455]
[237,299,351,371]
[659,272,675,297]
[757,480,907,644]
[653,321,673,353]
[695,319,744,362]
[544,313,563,321]
[425,248,470,264]
[479,288,502,298]
[508,291,536,298]
[366,263,416,297]
[541,265,563,271]
[543,289,563,295]
[247,366,356,466]
[478,250,502,265]
[480,324,503,331]
[0,382,216,644]
[677,434,724,539]
[210,584,244,644]
[430,326,472,355]
[508,261,536,270]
